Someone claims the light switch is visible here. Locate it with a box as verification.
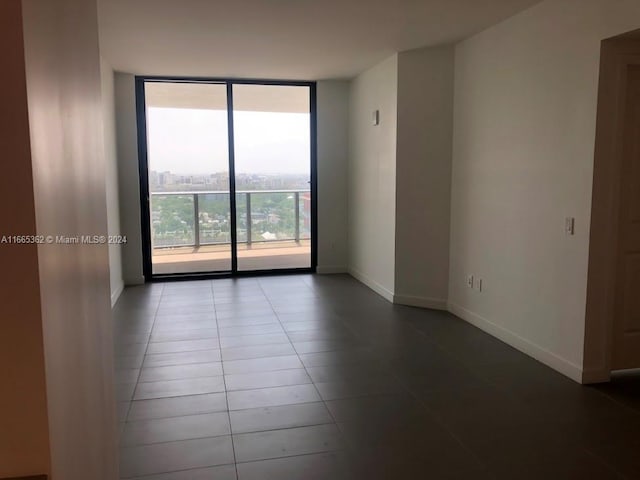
[565,217,575,236]
[372,110,380,126]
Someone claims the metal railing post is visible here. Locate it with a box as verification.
[246,192,252,247]
[194,193,200,248]
[294,191,300,244]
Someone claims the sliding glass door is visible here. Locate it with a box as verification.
[138,79,315,278]
[233,85,312,271]
[144,82,232,275]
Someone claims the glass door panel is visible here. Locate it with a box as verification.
[145,82,232,274]
[231,84,312,271]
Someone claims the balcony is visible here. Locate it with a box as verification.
[150,190,311,274]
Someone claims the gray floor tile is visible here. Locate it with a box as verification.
[216,308,276,320]
[121,412,231,446]
[218,323,285,337]
[135,377,225,400]
[151,328,219,343]
[315,376,403,401]
[298,349,376,367]
[235,451,352,480]
[128,393,228,421]
[227,384,321,410]
[225,369,311,391]
[287,330,355,343]
[119,436,234,478]
[214,292,265,301]
[233,423,344,462]
[155,306,215,316]
[293,339,359,354]
[338,417,483,476]
[325,394,431,425]
[144,350,222,368]
[146,338,220,355]
[272,307,331,316]
[159,296,214,304]
[214,302,273,313]
[217,315,279,327]
[305,363,390,383]
[152,316,216,327]
[126,464,237,480]
[223,355,304,375]
[277,312,342,324]
[222,343,296,361]
[139,363,224,382]
[230,402,334,434]
[281,320,345,332]
[219,333,290,348]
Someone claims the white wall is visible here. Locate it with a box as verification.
[347,55,398,301]
[394,46,454,310]
[449,0,640,382]
[101,58,124,304]
[317,80,349,273]
[22,0,118,476]
[114,72,145,285]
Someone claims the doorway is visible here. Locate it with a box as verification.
[135,78,317,279]
[584,34,640,383]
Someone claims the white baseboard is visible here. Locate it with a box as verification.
[394,294,448,311]
[316,265,348,274]
[348,267,394,303]
[448,302,584,384]
[110,282,124,307]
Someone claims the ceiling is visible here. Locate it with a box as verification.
[97,0,542,80]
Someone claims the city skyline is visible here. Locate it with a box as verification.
[149,170,310,192]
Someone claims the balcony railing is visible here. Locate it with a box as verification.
[150,190,311,249]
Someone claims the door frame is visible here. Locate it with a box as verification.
[134,76,318,281]
[583,37,640,383]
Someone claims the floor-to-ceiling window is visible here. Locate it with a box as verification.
[137,78,316,278]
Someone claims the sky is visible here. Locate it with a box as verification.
[147,107,311,176]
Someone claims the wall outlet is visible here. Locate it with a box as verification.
[467,275,474,288]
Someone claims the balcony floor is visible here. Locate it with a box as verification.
[152,240,311,274]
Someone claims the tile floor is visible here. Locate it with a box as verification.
[113,274,640,479]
